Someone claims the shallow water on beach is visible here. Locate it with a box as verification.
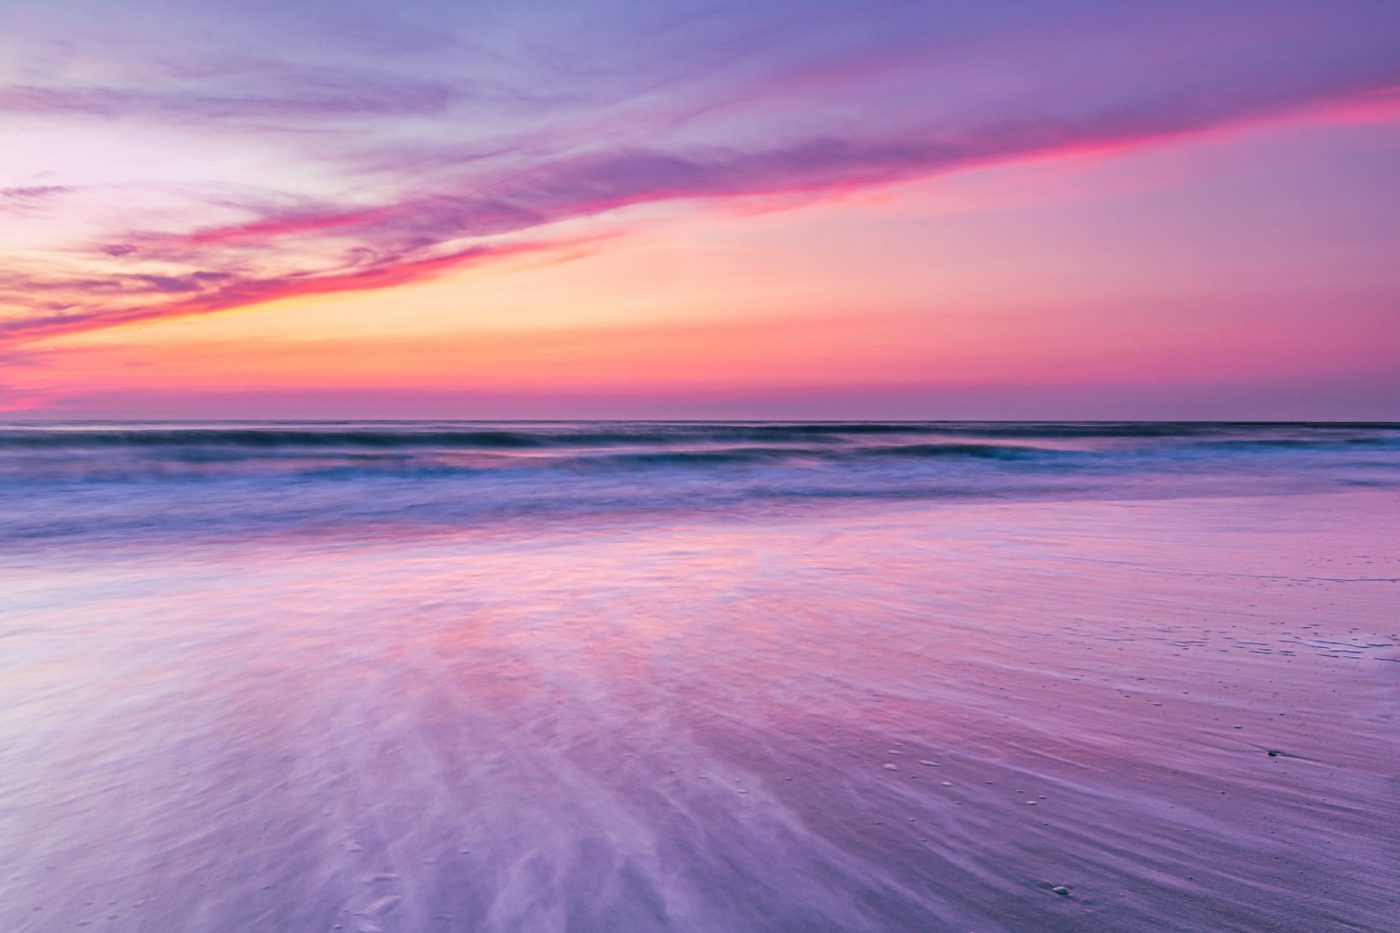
[1,423,1397,931]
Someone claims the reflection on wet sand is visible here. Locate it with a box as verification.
[2,490,1396,931]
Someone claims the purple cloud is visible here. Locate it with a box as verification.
[1,185,73,201]
[1,0,1398,339]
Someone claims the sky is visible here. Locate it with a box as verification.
[2,0,1399,419]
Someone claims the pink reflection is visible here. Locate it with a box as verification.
[3,483,1395,929]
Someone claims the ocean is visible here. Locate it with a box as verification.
[2,422,1397,931]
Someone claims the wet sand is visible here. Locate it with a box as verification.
[1,490,1397,931]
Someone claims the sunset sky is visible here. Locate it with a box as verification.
[2,0,1398,419]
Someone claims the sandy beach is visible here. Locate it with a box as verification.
[2,423,1395,930]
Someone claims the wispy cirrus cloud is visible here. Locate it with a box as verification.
[0,78,459,121]
[1,0,1398,342]
[1,185,74,201]
[1,238,603,340]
